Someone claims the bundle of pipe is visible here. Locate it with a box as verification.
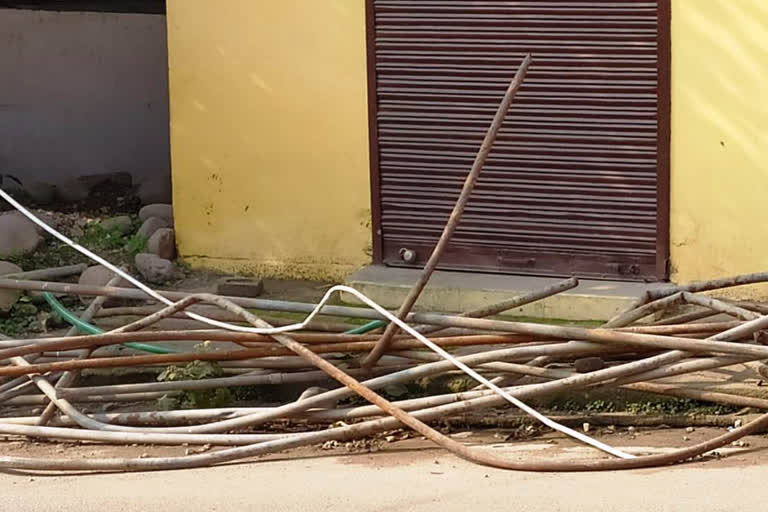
[2,270,768,473]
[3,54,768,473]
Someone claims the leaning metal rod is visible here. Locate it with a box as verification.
[605,271,768,327]
[680,292,761,321]
[653,308,720,326]
[649,271,768,301]
[415,277,579,335]
[602,292,684,328]
[362,54,532,369]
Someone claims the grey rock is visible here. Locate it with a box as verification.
[139,204,173,223]
[25,182,56,205]
[147,228,175,260]
[135,253,178,284]
[1,175,25,196]
[55,178,90,203]
[99,215,133,235]
[0,261,23,312]
[2,210,57,235]
[137,176,172,205]
[216,276,264,298]
[0,261,23,277]
[136,216,171,239]
[78,265,128,305]
[79,265,126,288]
[0,213,42,257]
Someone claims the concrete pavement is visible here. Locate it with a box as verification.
[2,431,763,511]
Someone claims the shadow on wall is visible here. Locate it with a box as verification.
[0,7,171,206]
[671,0,768,291]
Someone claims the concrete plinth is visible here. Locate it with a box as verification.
[344,265,666,321]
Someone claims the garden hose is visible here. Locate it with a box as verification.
[42,292,177,355]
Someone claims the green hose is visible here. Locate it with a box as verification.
[42,292,177,354]
[344,320,386,335]
[46,290,378,349]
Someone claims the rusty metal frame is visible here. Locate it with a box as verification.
[656,0,672,281]
[365,0,384,264]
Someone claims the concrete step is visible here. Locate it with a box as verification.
[344,265,665,321]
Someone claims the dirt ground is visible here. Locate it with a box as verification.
[2,427,766,511]
[2,426,765,468]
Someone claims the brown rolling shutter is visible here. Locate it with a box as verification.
[367,0,669,281]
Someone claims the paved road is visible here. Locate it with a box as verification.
[2,440,761,511]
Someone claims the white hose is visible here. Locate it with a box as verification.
[0,188,634,459]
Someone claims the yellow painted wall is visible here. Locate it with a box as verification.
[166,0,372,281]
[670,0,768,298]
[167,0,768,294]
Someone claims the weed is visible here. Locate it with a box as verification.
[80,222,146,260]
[552,396,739,416]
[0,301,44,336]
[157,359,233,409]
[6,241,85,270]
[625,398,738,416]
[78,223,131,251]
[123,233,147,258]
[7,218,145,271]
